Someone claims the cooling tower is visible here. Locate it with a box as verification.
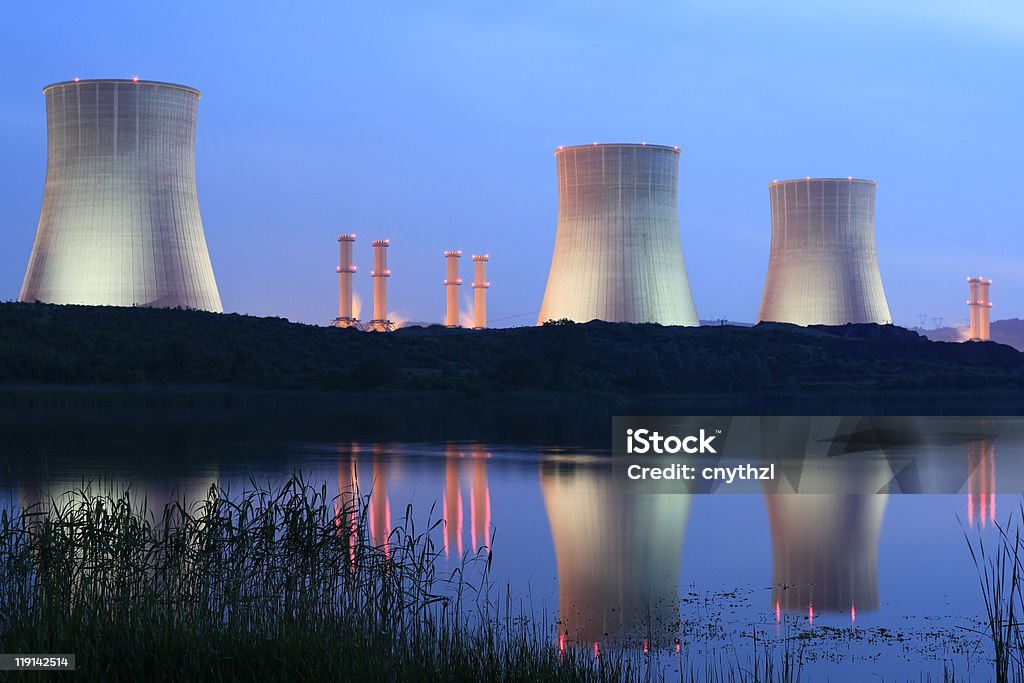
[758,178,890,326]
[472,255,489,329]
[537,143,698,326]
[20,79,222,311]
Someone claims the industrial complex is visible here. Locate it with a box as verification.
[20,79,222,312]
[11,78,1005,336]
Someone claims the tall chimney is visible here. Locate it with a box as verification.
[967,276,992,341]
[367,239,394,332]
[333,234,358,328]
[444,250,462,328]
[472,255,490,329]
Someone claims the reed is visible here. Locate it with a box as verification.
[0,475,629,682]
[965,501,1024,683]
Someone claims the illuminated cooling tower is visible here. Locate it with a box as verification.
[20,79,222,311]
[536,144,698,326]
[758,178,890,326]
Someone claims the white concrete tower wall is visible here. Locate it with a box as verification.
[20,79,222,311]
[537,143,699,326]
[758,178,891,326]
[444,250,462,328]
[472,254,489,330]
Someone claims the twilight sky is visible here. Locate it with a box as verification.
[1,1,1022,328]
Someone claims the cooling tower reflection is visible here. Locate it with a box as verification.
[766,457,890,615]
[541,459,689,648]
[18,474,217,521]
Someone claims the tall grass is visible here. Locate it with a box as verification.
[966,502,1024,683]
[0,475,629,682]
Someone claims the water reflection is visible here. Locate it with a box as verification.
[540,459,689,648]
[765,458,890,617]
[967,439,996,528]
[332,443,492,559]
[17,474,217,522]
[5,421,1022,679]
[440,444,492,557]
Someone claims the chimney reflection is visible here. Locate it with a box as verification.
[336,444,360,567]
[368,445,391,555]
[470,446,491,552]
[444,444,464,558]
[967,440,996,528]
[541,460,689,648]
[443,444,492,558]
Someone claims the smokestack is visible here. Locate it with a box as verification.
[444,250,462,328]
[967,276,992,341]
[367,239,394,332]
[20,79,222,311]
[759,178,891,326]
[537,143,698,325]
[472,255,490,329]
[333,234,359,328]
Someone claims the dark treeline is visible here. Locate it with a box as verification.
[2,303,1023,399]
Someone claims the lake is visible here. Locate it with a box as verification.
[2,413,1016,681]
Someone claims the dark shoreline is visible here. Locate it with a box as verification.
[2,302,1024,436]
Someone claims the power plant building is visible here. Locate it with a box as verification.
[537,143,699,326]
[20,79,222,311]
[758,178,890,326]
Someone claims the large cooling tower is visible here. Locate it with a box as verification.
[537,143,698,326]
[20,79,223,311]
[758,178,890,326]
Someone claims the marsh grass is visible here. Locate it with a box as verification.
[0,475,631,682]
[965,501,1024,683]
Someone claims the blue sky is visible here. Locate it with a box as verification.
[1,1,1021,327]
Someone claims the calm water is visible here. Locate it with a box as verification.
[2,418,1018,681]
